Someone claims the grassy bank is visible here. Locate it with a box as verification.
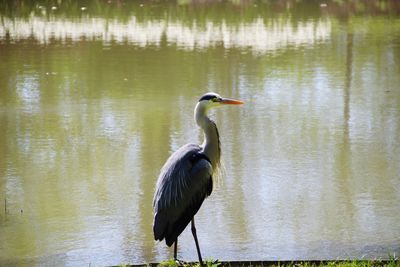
[120,258,400,267]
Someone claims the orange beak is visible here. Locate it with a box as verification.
[220,98,244,105]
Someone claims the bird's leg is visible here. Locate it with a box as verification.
[191,218,204,266]
[174,239,188,266]
[174,239,178,261]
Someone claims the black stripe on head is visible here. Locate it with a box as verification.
[198,92,219,102]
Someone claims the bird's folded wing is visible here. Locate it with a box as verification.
[153,144,213,245]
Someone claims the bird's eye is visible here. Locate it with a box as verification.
[212,97,219,102]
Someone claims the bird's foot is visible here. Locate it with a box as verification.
[174,258,188,266]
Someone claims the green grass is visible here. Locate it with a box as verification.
[156,256,400,267]
[158,258,221,267]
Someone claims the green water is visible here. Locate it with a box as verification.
[0,1,399,265]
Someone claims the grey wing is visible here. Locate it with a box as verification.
[152,144,213,246]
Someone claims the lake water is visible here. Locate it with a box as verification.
[0,1,399,266]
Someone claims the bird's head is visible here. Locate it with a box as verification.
[197,92,244,111]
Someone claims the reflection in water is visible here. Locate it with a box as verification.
[1,2,400,266]
[0,16,331,53]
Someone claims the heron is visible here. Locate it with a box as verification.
[152,92,244,265]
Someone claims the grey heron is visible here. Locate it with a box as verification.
[152,92,244,265]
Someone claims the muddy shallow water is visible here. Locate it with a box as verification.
[1,1,399,265]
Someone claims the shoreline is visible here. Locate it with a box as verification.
[122,259,399,267]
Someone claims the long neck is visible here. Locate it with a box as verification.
[194,103,221,168]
